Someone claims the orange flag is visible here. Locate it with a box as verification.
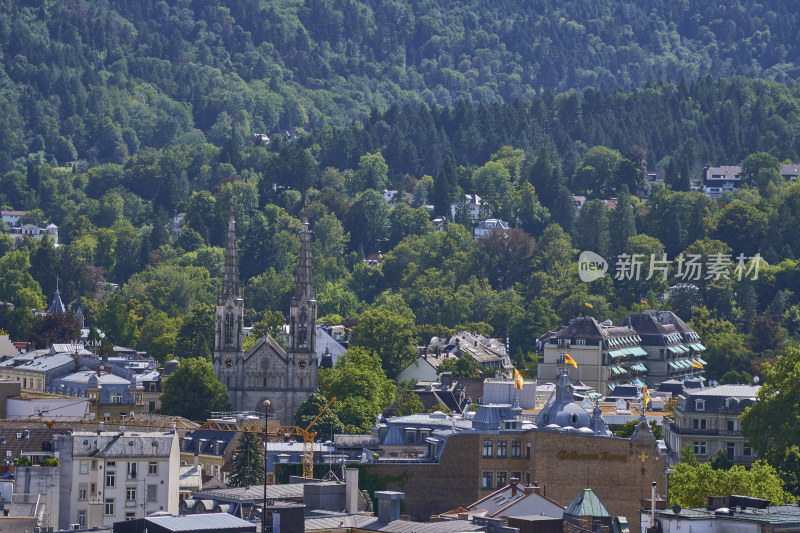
[564,353,578,368]
[514,369,524,390]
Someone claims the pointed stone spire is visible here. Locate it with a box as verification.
[293,204,315,302]
[47,276,66,313]
[222,198,240,298]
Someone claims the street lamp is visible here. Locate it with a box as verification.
[262,399,270,533]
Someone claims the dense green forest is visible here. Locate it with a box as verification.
[2,0,800,170]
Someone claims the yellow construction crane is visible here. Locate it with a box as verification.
[1,396,338,479]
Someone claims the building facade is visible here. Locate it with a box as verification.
[212,205,318,425]
[662,384,759,465]
[69,430,180,528]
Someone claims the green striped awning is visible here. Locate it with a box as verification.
[694,343,707,351]
[696,357,707,365]
[608,350,624,358]
[631,347,648,356]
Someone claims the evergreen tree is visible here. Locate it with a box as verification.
[228,432,265,487]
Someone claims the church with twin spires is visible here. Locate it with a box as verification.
[212,203,318,425]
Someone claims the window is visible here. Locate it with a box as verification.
[91,460,97,470]
[727,442,736,461]
[526,442,531,460]
[107,461,115,467]
[726,420,735,432]
[695,400,705,411]
[496,441,508,458]
[23,378,27,389]
[126,512,135,521]
[693,441,707,455]
[511,471,522,481]
[511,441,521,458]
[225,310,234,345]
[148,462,158,475]
[496,471,507,487]
[105,470,115,488]
[90,483,96,497]
[127,462,137,480]
[105,498,115,516]
[78,484,88,501]
[111,393,123,404]
[147,485,158,502]
[405,430,416,444]
[692,419,707,430]
[80,461,88,474]
[126,487,136,506]
[77,510,86,528]
[743,443,752,457]
[481,472,493,490]
[482,440,493,458]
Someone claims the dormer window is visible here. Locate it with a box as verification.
[695,399,705,411]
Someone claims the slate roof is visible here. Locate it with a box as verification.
[565,489,611,517]
[0,426,63,460]
[683,385,759,398]
[621,313,676,335]
[462,483,564,518]
[555,317,637,341]
[194,483,305,502]
[56,370,130,385]
[304,515,485,532]
[72,431,174,458]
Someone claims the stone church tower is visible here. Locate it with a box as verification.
[213,204,319,425]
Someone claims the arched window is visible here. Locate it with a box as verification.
[225,310,234,346]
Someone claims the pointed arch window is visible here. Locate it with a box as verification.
[225,308,234,346]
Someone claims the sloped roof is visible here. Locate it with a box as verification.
[565,489,611,517]
[145,512,255,532]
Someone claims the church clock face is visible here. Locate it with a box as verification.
[224,358,234,368]
[297,359,307,369]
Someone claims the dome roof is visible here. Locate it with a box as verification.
[553,402,591,428]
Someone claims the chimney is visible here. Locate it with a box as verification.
[523,482,540,495]
[97,422,104,435]
[345,467,359,514]
[375,491,404,523]
[510,477,519,497]
[74,350,79,370]
[96,366,101,377]
[193,453,199,469]
[119,426,125,436]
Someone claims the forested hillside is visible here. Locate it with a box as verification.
[2,0,800,170]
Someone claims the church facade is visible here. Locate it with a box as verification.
[212,205,318,425]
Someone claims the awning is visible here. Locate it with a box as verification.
[608,350,624,358]
[679,345,691,353]
[612,366,625,375]
[694,343,707,351]
[668,361,680,370]
[630,347,648,356]
[631,379,644,387]
[619,348,633,355]
[631,363,647,372]
[678,359,692,369]
[695,357,707,365]
[667,346,681,354]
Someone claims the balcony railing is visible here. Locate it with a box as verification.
[126,500,136,508]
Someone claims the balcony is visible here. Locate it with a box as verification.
[127,474,137,480]
[126,500,136,508]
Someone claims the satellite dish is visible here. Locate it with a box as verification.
[672,505,682,515]
[753,376,760,384]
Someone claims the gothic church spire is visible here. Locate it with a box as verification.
[293,207,314,302]
[222,199,240,298]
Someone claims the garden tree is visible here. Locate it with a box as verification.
[0,251,44,305]
[667,459,791,508]
[312,213,349,260]
[251,310,287,340]
[388,203,431,248]
[572,146,623,197]
[246,268,294,314]
[174,303,215,359]
[27,312,82,348]
[392,389,426,417]
[748,315,787,353]
[433,154,458,217]
[27,237,58,299]
[344,189,390,254]
[614,234,669,307]
[159,358,231,421]
[514,182,550,237]
[710,449,733,471]
[317,347,395,433]
[317,282,360,320]
[472,160,513,221]
[609,186,637,257]
[437,354,483,378]
[740,152,782,196]
[575,199,610,259]
[135,311,179,362]
[294,392,345,441]
[689,307,750,380]
[350,294,418,379]
[228,432,264,488]
[509,298,559,370]
[474,228,537,290]
[679,239,735,313]
[346,152,389,196]
[714,200,769,256]
[741,346,800,492]
[718,370,751,385]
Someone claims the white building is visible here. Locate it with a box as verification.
[450,194,487,221]
[69,430,180,528]
[474,218,509,239]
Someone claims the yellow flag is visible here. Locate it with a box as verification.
[514,369,524,390]
[564,353,578,368]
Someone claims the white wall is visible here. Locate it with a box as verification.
[6,397,89,419]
